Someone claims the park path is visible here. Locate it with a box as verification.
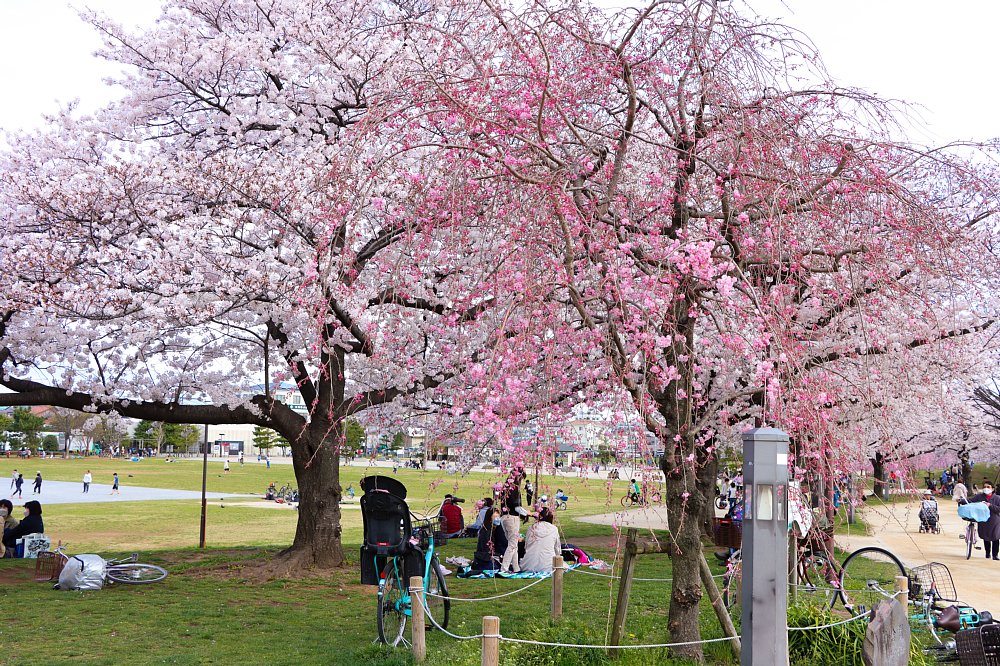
[835,497,1000,614]
[579,497,1000,615]
[4,479,245,505]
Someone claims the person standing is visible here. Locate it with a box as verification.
[83,470,92,493]
[111,473,120,495]
[968,482,1000,560]
[223,459,230,473]
[499,466,526,573]
[9,469,17,490]
[953,477,968,504]
[239,452,245,467]
[265,455,270,469]
[11,474,23,498]
[525,480,534,507]
[32,472,42,495]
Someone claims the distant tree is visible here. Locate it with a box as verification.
[253,426,278,453]
[0,413,11,447]
[11,408,45,448]
[345,419,366,455]
[392,432,405,450]
[133,420,199,453]
[41,434,59,452]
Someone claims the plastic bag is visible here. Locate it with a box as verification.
[958,502,991,523]
[57,554,107,591]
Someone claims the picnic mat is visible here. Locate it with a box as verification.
[457,563,581,579]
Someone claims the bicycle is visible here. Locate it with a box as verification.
[376,516,451,646]
[620,493,646,508]
[961,516,979,560]
[44,544,168,587]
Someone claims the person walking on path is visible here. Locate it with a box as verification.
[111,473,120,495]
[968,481,1000,560]
[953,477,968,503]
[9,470,17,490]
[82,470,92,494]
[11,474,24,498]
[223,459,230,473]
[32,472,42,495]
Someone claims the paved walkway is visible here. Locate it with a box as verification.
[4,480,242,505]
[836,497,1000,614]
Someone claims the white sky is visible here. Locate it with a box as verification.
[0,0,995,144]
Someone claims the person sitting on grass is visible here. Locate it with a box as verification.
[2,500,43,557]
[0,499,18,558]
[440,494,465,538]
[519,508,562,573]
[470,506,508,573]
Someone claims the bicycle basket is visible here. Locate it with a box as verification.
[712,518,742,549]
[957,628,987,666]
[980,623,1000,665]
[34,550,68,582]
[910,562,959,603]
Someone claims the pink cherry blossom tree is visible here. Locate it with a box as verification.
[406,0,1000,654]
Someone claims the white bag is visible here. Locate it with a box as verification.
[57,554,107,591]
[16,533,50,559]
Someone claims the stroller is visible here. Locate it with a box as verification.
[919,492,942,534]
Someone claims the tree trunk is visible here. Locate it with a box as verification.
[272,431,345,572]
[959,448,972,487]
[871,452,888,501]
[662,450,708,662]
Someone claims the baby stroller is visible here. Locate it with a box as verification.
[919,493,941,534]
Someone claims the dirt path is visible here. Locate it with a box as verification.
[836,498,1000,613]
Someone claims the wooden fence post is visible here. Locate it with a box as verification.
[894,575,908,608]
[410,576,426,663]
[551,555,565,618]
[608,528,638,657]
[698,551,741,658]
[482,616,500,666]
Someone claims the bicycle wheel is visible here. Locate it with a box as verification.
[377,560,407,646]
[105,563,168,584]
[425,556,450,630]
[966,523,976,560]
[835,547,907,614]
[621,496,631,508]
[722,556,742,610]
[796,545,841,606]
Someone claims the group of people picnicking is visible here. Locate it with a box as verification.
[437,465,564,575]
[0,498,44,558]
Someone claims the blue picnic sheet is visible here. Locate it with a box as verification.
[958,502,991,522]
[457,563,581,579]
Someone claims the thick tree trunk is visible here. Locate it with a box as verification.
[662,451,709,662]
[959,448,973,487]
[871,452,888,501]
[273,431,345,572]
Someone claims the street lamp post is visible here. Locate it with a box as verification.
[199,425,209,548]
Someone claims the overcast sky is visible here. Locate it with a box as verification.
[0,1,995,145]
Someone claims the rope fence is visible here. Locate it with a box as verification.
[567,566,726,582]
[424,574,550,602]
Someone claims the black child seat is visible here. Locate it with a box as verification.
[359,475,423,585]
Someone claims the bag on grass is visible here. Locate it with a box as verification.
[57,554,107,591]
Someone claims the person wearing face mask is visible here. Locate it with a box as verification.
[968,482,1000,560]
[0,499,17,558]
[469,506,508,573]
[2,500,43,556]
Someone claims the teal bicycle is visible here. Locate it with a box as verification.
[377,516,451,645]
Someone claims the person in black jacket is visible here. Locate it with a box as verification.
[3,500,44,552]
[968,482,1000,560]
[470,506,508,572]
[499,466,527,573]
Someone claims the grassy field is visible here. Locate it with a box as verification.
[0,457,941,665]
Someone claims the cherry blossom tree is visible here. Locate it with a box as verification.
[0,0,538,571]
[406,0,1000,654]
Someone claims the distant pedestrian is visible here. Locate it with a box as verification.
[12,474,23,498]
[265,456,270,469]
[224,459,230,473]
[9,469,17,489]
[32,472,42,494]
[83,470,92,493]
[111,473,120,495]
[953,477,968,504]
[239,453,244,467]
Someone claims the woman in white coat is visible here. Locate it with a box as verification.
[520,508,562,573]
